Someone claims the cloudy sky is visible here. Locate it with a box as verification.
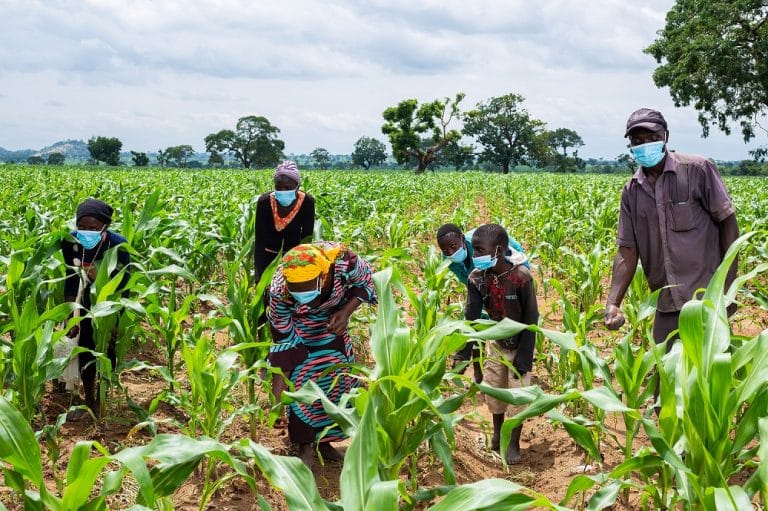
[0,0,761,160]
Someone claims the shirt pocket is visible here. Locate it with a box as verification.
[668,201,695,232]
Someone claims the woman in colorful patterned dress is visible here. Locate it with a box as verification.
[268,241,377,467]
[254,160,315,284]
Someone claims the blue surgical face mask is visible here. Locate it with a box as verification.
[274,189,297,207]
[472,247,499,271]
[76,230,104,250]
[289,277,321,305]
[630,141,665,168]
[448,245,467,263]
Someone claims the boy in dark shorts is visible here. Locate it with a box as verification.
[465,224,538,464]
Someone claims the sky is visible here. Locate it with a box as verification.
[0,0,762,160]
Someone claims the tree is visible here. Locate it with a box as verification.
[46,152,65,165]
[310,147,331,169]
[645,1,768,148]
[381,93,464,174]
[27,155,44,165]
[463,93,546,174]
[436,139,475,170]
[156,149,168,167]
[548,128,584,157]
[208,151,225,167]
[162,145,195,168]
[204,115,285,169]
[131,151,149,167]
[617,153,635,173]
[543,128,585,172]
[87,136,122,166]
[351,136,387,170]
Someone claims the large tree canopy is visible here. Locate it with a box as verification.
[381,93,464,174]
[646,1,768,144]
[87,136,122,166]
[351,136,387,170]
[205,115,285,169]
[462,93,545,174]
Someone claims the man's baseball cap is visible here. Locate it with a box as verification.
[624,108,668,137]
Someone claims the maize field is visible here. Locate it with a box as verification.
[1,164,768,510]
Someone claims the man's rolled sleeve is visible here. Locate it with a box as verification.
[700,160,736,222]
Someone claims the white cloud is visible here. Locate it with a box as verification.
[0,0,760,159]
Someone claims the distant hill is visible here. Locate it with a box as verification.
[0,139,90,162]
[38,139,90,160]
[0,146,35,162]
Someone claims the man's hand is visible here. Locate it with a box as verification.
[604,304,625,330]
[328,309,351,335]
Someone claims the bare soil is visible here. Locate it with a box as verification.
[3,221,768,510]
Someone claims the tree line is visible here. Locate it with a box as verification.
[72,92,592,174]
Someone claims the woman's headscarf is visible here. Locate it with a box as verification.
[76,198,113,224]
[282,242,343,283]
[274,160,301,186]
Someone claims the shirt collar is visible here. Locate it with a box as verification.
[631,150,677,185]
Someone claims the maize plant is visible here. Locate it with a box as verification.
[140,261,197,390]
[646,233,768,510]
[217,252,279,437]
[0,394,266,510]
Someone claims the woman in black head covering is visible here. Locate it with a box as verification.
[60,198,130,418]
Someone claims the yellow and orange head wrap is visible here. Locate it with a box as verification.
[281,242,344,283]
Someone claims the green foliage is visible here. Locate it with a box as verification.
[646,0,768,148]
[543,128,585,172]
[381,93,465,173]
[310,147,331,169]
[433,138,475,170]
[46,152,65,166]
[1,166,767,508]
[351,136,387,170]
[158,144,195,168]
[646,234,768,509]
[463,93,548,173]
[616,153,635,173]
[205,115,285,168]
[87,136,122,166]
[548,128,585,157]
[130,151,149,167]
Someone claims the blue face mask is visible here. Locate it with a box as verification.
[289,277,321,305]
[448,245,467,263]
[630,141,665,168]
[275,189,297,207]
[76,230,104,250]
[472,247,499,271]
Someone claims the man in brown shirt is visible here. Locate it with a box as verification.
[604,108,739,347]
